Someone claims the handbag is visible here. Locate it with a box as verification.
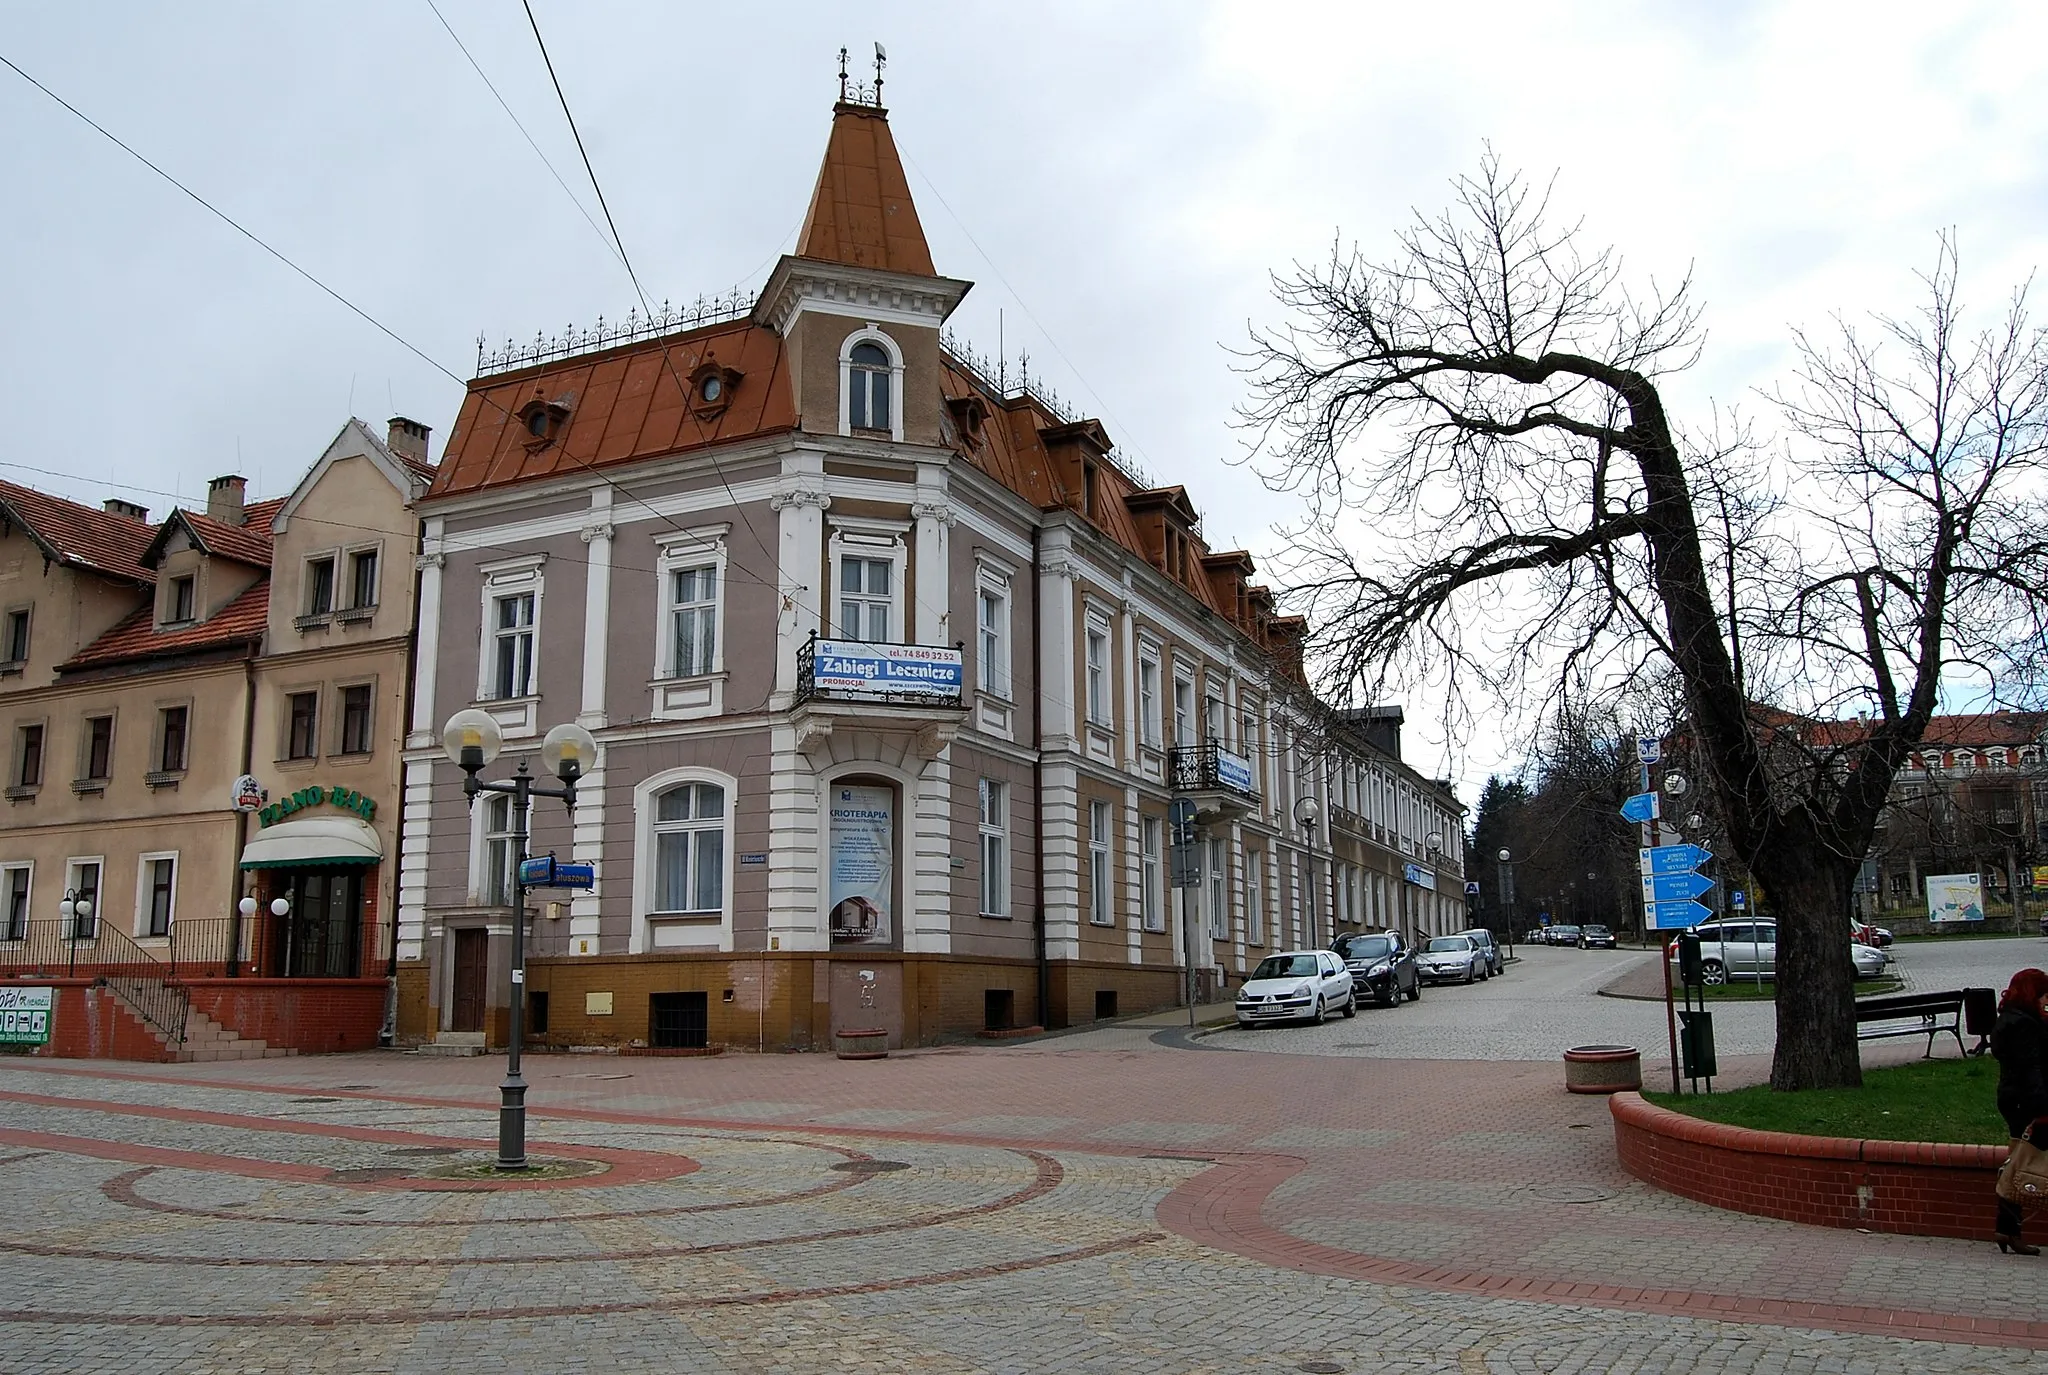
[1997,1124,2048,1205]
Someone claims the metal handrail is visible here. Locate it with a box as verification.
[1168,741,1260,798]
[0,918,187,1044]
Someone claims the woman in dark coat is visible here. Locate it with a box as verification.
[1992,966,2048,1254]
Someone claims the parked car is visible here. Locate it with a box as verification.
[1851,921,1894,948]
[1579,924,1617,949]
[1545,924,1582,947]
[1330,930,1421,1006]
[1235,950,1356,1027]
[1523,928,1548,945]
[1664,919,1888,984]
[1416,934,1489,984]
[1459,927,1505,975]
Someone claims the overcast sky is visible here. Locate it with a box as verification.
[5,1,2045,800]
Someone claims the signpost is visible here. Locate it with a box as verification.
[1168,799,1200,1026]
[0,986,53,1046]
[1620,792,1660,824]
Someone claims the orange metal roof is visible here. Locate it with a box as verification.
[0,479,156,585]
[794,102,936,276]
[61,577,270,670]
[430,321,795,499]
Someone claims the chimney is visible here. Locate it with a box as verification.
[207,475,248,526]
[103,497,149,522]
[1342,705,1405,760]
[386,416,433,466]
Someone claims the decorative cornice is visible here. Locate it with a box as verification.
[579,522,616,545]
[1041,557,1084,584]
[754,255,973,337]
[413,553,446,572]
[769,483,832,513]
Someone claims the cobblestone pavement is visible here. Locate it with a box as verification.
[1,1017,2042,1372]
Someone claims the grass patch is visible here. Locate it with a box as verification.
[1685,976,1905,1001]
[1892,927,2036,942]
[1645,1055,2008,1145]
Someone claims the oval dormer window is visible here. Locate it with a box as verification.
[700,374,723,405]
[527,409,550,438]
[849,341,892,432]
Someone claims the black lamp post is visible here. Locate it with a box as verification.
[441,708,597,1171]
[1497,848,1515,959]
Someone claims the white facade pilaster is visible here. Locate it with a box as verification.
[406,523,445,748]
[577,494,614,730]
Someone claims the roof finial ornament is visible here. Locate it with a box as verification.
[874,42,886,104]
[837,46,849,103]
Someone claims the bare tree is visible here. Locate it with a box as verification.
[1241,152,2048,1090]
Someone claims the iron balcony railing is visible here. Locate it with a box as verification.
[794,633,966,708]
[1169,741,1260,799]
[0,918,188,1045]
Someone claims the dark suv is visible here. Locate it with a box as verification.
[1330,930,1421,1006]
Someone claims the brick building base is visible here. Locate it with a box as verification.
[1610,1091,2010,1240]
[393,952,1191,1051]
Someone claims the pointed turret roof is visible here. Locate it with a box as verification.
[795,101,936,276]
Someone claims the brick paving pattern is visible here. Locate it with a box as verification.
[2,951,2043,1372]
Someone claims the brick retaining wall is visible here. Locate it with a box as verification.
[1610,1091,2009,1240]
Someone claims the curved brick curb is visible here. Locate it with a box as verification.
[1609,1091,2010,1240]
[1155,1150,2048,1351]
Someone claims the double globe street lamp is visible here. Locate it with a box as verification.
[440,708,598,1171]
[1293,793,1322,947]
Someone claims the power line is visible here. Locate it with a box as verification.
[421,0,624,269]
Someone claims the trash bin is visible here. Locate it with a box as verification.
[1678,1009,1717,1080]
[1964,987,1997,1053]
[1563,1044,1642,1093]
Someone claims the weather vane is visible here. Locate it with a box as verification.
[874,42,886,103]
[837,46,849,102]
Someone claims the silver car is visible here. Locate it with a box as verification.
[1666,919,1887,984]
[1416,934,1489,985]
[1459,927,1505,975]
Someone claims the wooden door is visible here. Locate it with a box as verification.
[450,929,487,1033]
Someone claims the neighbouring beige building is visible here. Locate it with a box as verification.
[0,418,433,1059]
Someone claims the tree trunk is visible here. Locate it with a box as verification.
[1761,850,1862,1091]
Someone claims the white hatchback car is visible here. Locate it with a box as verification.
[1235,950,1357,1027]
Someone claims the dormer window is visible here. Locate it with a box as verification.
[687,359,742,420]
[849,342,892,432]
[526,410,550,438]
[517,393,571,449]
[167,575,196,625]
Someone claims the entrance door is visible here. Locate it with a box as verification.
[276,870,364,978]
[450,929,487,1033]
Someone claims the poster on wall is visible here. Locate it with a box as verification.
[829,785,894,945]
[1925,872,1985,924]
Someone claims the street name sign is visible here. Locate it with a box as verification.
[1640,844,1712,876]
[1620,792,1661,824]
[1641,870,1715,903]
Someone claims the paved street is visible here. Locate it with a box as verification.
[3,940,2046,1372]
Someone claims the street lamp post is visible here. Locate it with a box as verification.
[441,708,597,1172]
[1425,831,1444,938]
[238,895,290,977]
[58,890,94,977]
[1294,794,1322,947]
[1497,848,1515,960]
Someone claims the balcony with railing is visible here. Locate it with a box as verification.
[1169,740,1260,821]
[791,635,967,763]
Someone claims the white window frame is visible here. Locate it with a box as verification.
[1,861,31,942]
[345,542,384,611]
[1084,612,1113,727]
[826,518,909,645]
[1137,642,1162,748]
[655,526,730,681]
[1140,815,1163,933]
[631,766,738,952]
[979,778,1009,916]
[647,780,730,917]
[136,851,178,939]
[476,794,517,908]
[1173,668,1196,748]
[836,325,906,443]
[302,549,341,617]
[65,857,102,940]
[1088,800,1113,925]
[1246,849,1264,946]
[1206,835,1227,939]
[475,554,546,703]
[976,564,1012,700]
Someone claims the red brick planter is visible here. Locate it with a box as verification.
[1610,1091,2012,1240]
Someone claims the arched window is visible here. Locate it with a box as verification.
[848,342,892,431]
[652,782,725,914]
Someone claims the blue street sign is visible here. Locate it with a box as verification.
[517,855,555,886]
[1731,890,1747,911]
[1640,843,1712,876]
[1649,898,1712,928]
[1620,792,1660,824]
[553,862,596,890]
[1636,736,1662,764]
[1643,871,1716,903]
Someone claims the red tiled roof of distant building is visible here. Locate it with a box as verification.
[1804,709,2047,749]
[431,319,796,499]
[0,479,156,585]
[60,578,270,671]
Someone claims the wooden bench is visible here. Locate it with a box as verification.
[1853,989,1989,1058]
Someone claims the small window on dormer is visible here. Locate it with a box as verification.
[168,576,195,624]
[849,343,892,431]
[527,410,549,437]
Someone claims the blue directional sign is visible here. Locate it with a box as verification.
[517,855,555,886]
[1649,898,1712,928]
[553,862,596,890]
[1620,792,1660,824]
[1640,843,1712,876]
[1643,870,1715,903]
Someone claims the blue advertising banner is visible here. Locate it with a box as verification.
[1214,749,1255,793]
[812,641,963,699]
[1402,863,1436,891]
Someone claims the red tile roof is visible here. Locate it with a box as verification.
[0,479,156,585]
[59,577,270,671]
[1804,710,2047,749]
[152,497,284,569]
[795,102,936,276]
[431,320,795,499]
